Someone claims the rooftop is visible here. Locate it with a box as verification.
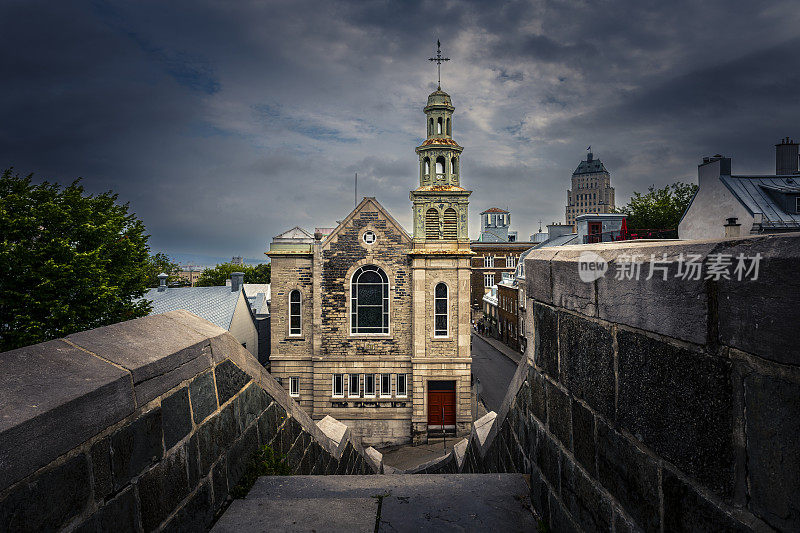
[573,152,608,175]
[143,286,244,329]
[481,207,509,214]
[721,175,800,229]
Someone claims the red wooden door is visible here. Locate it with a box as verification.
[588,222,602,243]
[428,381,456,428]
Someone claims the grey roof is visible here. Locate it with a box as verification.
[143,286,244,329]
[534,233,579,249]
[721,175,800,229]
[573,155,608,175]
[243,283,270,315]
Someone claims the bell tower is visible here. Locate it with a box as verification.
[409,41,473,443]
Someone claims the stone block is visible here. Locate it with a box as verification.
[110,408,164,489]
[89,485,140,533]
[0,452,91,532]
[662,469,748,532]
[572,400,596,478]
[717,233,800,365]
[189,370,218,424]
[612,511,636,533]
[560,458,612,533]
[277,417,303,457]
[67,312,213,405]
[548,249,598,317]
[197,402,239,475]
[536,426,560,489]
[558,312,615,419]
[744,373,800,531]
[529,466,550,526]
[162,387,192,451]
[227,424,260,489]
[617,329,734,497]
[90,437,113,502]
[528,368,547,425]
[235,383,268,433]
[0,339,133,491]
[546,381,571,450]
[596,419,659,533]
[212,458,228,508]
[186,433,200,489]
[257,401,286,447]
[162,481,212,533]
[525,248,560,305]
[533,303,559,379]
[594,241,715,345]
[548,491,579,533]
[214,360,251,406]
[138,448,190,532]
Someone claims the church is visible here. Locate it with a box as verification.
[267,69,473,446]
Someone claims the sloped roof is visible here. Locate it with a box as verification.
[243,283,270,315]
[534,233,579,249]
[323,197,411,247]
[721,175,800,228]
[481,207,509,214]
[143,286,244,330]
[273,226,314,242]
[573,156,608,175]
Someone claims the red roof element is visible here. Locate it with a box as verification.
[481,207,509,214]
[420,138,461,147]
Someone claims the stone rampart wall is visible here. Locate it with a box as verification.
[415,233,799,532]
[0,311,380,532]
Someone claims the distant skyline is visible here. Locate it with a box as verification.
[2,1,798,258]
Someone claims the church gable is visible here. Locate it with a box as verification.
[322,197,411,250]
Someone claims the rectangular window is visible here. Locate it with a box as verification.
[364,374,376,397]
[380,373,391,398]
[348,373,360,398]
[507,255,516,268]
[796,196,800,213]
[289,376,299,398]
[484,273,494,287]
[484,255,494,268]
[332,374,344,398]
[289,290,302,336]
[434,283,448,337]
[396,374,408,397]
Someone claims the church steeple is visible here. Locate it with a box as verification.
[410,41,470,247]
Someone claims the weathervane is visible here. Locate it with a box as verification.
[428,39,450,89]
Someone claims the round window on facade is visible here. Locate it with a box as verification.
[362,230,377,245]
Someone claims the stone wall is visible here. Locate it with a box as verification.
[0,311,380,532]
[416,233,799,532]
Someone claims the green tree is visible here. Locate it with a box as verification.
[614,181,698,231]
[146,252,181,287]
[0,169,152,351]
[195,262,270,287]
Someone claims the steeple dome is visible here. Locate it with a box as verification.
[425,89,454,111]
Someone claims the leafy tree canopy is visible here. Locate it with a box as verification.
[195,262,270,287]
[0,169,152,351]
[614,181,698,230]
[146,252,181,288]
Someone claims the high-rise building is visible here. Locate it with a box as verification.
[565,150,615,226]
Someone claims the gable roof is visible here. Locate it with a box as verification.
[481,207,509,214]
[721,175,800,229]
[273,226,314,242]
[243,283,270,315]
[323,197,411,247]
[143,286,246,330]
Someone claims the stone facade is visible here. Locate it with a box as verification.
[566,150,615,227]
[269,85,473,446]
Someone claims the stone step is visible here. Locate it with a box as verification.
[212,474,536,532]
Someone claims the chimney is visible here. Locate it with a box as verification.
[157,272,168,292]
[231,272,244,292]
[724,217,741,238]
[775,137,799,175]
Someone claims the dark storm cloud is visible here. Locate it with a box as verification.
[1,0,798,257]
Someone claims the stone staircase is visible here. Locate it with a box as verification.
[212,474,537,532]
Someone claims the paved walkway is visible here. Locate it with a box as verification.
[472,331,524,365]
[378,433,470,471]
[213,474,536,532]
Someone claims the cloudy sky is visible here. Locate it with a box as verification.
[2,0,799,262]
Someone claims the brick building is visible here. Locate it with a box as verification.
[496,276,520,352]
[469,241,535,317]
[267,83,473,446]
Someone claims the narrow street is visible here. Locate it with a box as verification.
[471,332,519,413]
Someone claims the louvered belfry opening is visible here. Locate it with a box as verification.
[443,208,458,240]
[426,208,440,240]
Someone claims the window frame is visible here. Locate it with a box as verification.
[507,255,516,268]
[396,373,408,398]
[484,273,494,287]
[332,374,344,398]
[350,265,390,335]
[434,282,449,338]
[484,255,494,268]
[348,373,360,398]
[379,373,392,398]
[289,289,302,336]
[364,373,376,398]
[289,376,300,398]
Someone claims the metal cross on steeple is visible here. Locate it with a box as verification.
[428,39,450,89]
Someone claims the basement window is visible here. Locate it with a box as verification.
[289,376,299,398]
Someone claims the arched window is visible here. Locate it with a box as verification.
[446,118,451,136]
[443,208,457,240]
[435,156,445,175]
[424,157,430,176]
[450,157,457,175]
[434,283,448,337]
[351,265,389,334]
[429,118,433,136]
[289,290,301,336]
[426,208,439,240]
[437,117,442,134]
